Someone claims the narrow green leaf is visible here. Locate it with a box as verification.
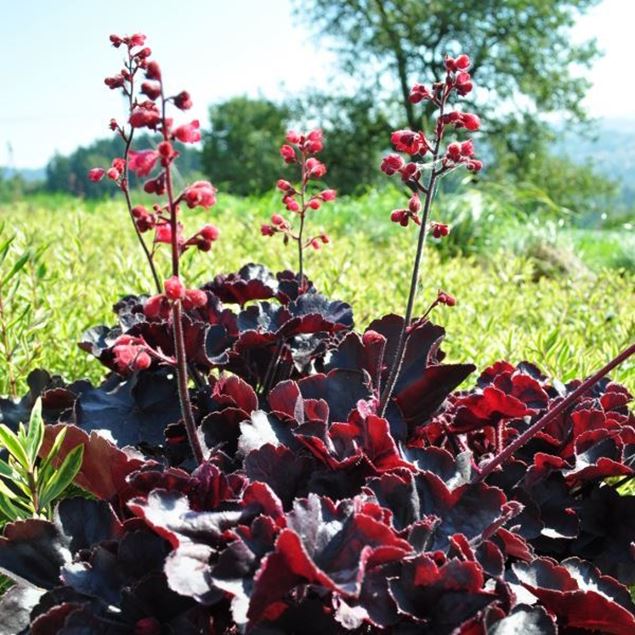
[0,251,30,289]
[0,424,31,470]
[39,445,84,508]
[0,458,15,479]
[25,398,44,465]
[38,427,67,475]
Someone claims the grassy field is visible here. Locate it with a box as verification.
[0,188,633,396]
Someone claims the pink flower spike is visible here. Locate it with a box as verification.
[173,120,201,144]
[128,149,159,177]
[88,168,105,182]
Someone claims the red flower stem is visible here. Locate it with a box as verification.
[122,53,161,294]
[474,343,635,483]
[161,89,205,465]
[297,152,307,287]
[378,98,447,416]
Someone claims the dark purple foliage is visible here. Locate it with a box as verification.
[1,268,633,634]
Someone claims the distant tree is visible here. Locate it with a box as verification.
[295,0,600,172]
[202,97,291,196]
[45,136,201,198]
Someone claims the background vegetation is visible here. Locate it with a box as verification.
[1,190,632,398]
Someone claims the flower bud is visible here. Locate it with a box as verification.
[200,224,220,241]
[390,209,409,226]
[305,157,327,178]
[455,72,473,96]
[184,289,207,310]
[305,129,324,153]
[286,130,301,144]
[391,130,426,155]
[276,179,292,191]
[174,91,193,110]
[146,60,161,80]
[455,54,471,70]
[261,224,275,236]
[446,142,462,162]
[280,144,296,163]
[106,167,120,180]
[461,113,480,131]
[129,33,146,48]
[173,120,201,144]
[437,290,456,306]
[444,56,457,72]
[400,162,420,183]
[381,154,405,176]
[408,195,421,214]
[183,181,216,208]
[409,83,431,104]
[141,81,161,100]
[271,214,286,227]
[164,276,186,300]
[321,189,337,201]
[460,140,475,157]
[143,294,167,319]
[88,168,105,182]
[105,75,125,89]
[466,159,483,172]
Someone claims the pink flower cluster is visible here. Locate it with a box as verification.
[382,53,482,233]
[261,130,335,250]
[88,34,219,259]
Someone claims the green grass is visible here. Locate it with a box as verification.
[0,189,633,396]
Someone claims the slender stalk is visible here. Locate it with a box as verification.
[297,154,307,286]
[378,96,447,416]
[474,343,635,483]
[172,302,204,464]
[161,89,205,465]
[122,54,161,293]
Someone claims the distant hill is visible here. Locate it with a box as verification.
[557,117,635,206]
[0,166,46,183]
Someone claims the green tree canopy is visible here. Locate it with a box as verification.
[202,97,291,196]
[295,0,599,167]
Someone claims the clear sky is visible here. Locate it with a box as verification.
[0,0,632,169]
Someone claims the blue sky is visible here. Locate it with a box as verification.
[0,0,632,168]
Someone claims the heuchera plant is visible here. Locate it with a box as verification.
[0,37,634,635]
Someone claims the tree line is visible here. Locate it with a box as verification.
[3,0,622,217]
